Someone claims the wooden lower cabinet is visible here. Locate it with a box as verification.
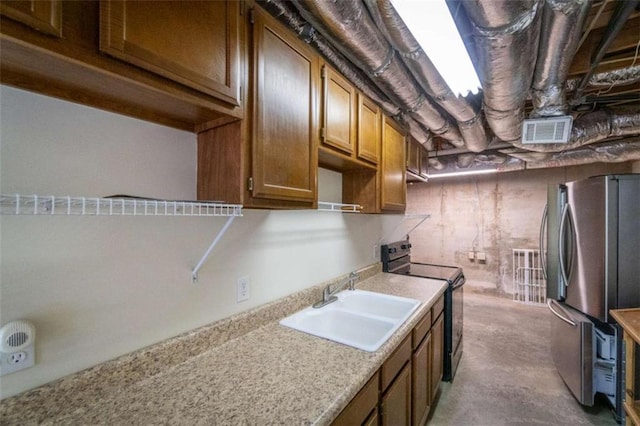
[382,362,412,426]
[333,372,380,426]
[431,311,445,399]
[412,332,432,426]
[333,296,446,426]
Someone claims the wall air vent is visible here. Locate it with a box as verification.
[521,116,573,144]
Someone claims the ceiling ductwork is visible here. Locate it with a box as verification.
[291,0,466,147]
[461,0,543,142]
[364,0,489,152]
[511,108,640,152]
[258,0,640,176]
[525,137,640,168]
[530,0,592,118]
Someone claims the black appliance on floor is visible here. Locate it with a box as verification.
[381,238,464,382]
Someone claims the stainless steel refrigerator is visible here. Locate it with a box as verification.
[541,174,640,419]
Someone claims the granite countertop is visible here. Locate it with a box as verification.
[0,269,447,425]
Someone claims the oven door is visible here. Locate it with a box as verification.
[384,257,410,274]
[451,277,464,372]
[444,275,464,382]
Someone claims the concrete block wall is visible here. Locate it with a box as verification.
[406,163,634,296]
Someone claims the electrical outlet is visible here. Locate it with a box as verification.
[1,349,34,376]
[373,244,379,260]
[468,251,475,261]
[236,276,250,303]
[476,252,487,262]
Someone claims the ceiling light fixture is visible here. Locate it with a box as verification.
[390,0,481,96]
[427,169,498,179]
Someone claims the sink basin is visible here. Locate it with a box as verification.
[279,290,421,352]
[334,290,421,320]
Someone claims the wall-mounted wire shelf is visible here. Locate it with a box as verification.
[1,194,243,283]
[379,214,431,244]
[317,201,362,213]
[0,194,242,217]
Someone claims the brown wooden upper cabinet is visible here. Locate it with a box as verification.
[321,65,356,155]
[358,94,381,165]
[100,0,240,106]
[0,0,62,37]
[406,137,421,176]
[197,5,318,209]
[249,7,318,204]
[419,147,429,179]
[380,116,407,212]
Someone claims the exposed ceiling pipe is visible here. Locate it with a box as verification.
[530,0,592,117]
[569,0,640,105]
[461,0,543,142]
[525,137,640,168]
[429,137,640,174]
[565,65,640,90]
[365,0,489,152]
[510,108,640,152]
[291,0,466,147]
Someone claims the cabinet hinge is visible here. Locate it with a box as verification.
[249,8,255,24]
[320,127,326,140]
[239,85,243,102]
[321,65,326,79]
[247,177,254,192]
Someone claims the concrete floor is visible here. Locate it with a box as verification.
[428,292,619,426]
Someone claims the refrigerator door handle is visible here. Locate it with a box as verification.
[547,299,577,327]
[558,203,571,287]
[540,204,548,280]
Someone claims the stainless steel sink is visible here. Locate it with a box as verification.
[279,290,421,352]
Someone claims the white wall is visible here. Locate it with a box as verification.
[0,86,398,398]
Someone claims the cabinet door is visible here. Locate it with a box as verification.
[1,0,62,36]
[431,313,444,398]
[332,372,379,426]
[251,8,318,203]
[381,363,412,426]
[322,65,356,155]
[100,0,240,106]
[380,115,406,211]
[419,147,429,178]
[406,137,420,175]
[357,94,381,164]
[412,332,432,426]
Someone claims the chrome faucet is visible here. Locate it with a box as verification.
[313,271,360,308]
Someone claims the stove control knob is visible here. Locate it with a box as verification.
[388,247,396,254]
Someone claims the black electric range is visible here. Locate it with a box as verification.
[381,239,464,382]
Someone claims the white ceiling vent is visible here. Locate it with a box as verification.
[521,116,573,144]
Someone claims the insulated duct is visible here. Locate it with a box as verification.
[526,137,640,168]
[291,0,465,147]
[365,0,489,152]
[462,0,543,142]
[511,108,640,152]
[565,65,640,90]
[530,0,592,117]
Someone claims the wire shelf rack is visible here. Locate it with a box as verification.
[1,194,243,283]
[512,248,546,305]
[0,194,243,217]
[317,201,362,213]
